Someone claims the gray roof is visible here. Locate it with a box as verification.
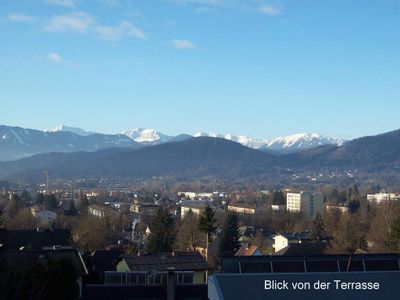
[122,251,209,272]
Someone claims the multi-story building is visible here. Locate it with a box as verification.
[180,200,209,219]
[367,192,400,204]
[286,191,324,219]
[130,202,159,218]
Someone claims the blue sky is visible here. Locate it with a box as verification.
[0,0,399,140]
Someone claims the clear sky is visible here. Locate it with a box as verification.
[0,0,399,140]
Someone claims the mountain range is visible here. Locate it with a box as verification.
[0,124,344,161]
[0,128,398,183]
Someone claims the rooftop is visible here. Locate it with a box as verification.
[121,251,210,272]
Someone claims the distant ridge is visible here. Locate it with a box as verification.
[0,124,345,161]
[0,129,398,183]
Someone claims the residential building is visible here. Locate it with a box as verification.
[367,192,400,204]
[234,245,262,256]
[130,201,159,217]
[88,205,107,218]
[273,232,311,253]
[116,251,210,284]
[286,191,324,219]
[177,192,197,200]
[180,200,209,219]
[326,203,349,213]
[227,204,257,215]
[30,205,57,226]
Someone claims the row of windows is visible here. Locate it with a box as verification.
[104,271,194,286]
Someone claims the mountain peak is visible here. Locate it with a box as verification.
[44,125,95,136]
[121,128,172,143]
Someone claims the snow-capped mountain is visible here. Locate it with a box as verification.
[45,124,96,136]
[193,132,268,149]
[193,132,344,152]
[0,124,344,161]
[121,128,173,144]
[263,133,344,151]
[0,125,139,161]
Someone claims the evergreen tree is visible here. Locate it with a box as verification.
[146,207,176,253]
[198,204,217,243]
[339,190,347,203]
[309,212,326,242]
[330,189,340,204]
[272,191,285,205]
[219,212,240,256]
[65,200,78,216]
[348,199,361,214]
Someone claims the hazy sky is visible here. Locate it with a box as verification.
[0,0,399,140]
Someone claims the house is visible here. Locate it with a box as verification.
[234,245,262,256]
[30,205,57,226]
[116,251,210,284]
[87,249,124,284]
[238,226,255,243]
[0,228,72,252]
[130,201,159,218]
[1,248,88,298]
[273,232,311,253]
[0,228,86,297]
[88,204,120,219]
[177,192,197,200]
[274,242,328,255]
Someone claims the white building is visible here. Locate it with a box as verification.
[227,205,257,215]
[31,205,57,226]
[367,192,400,204]
[286,192,324,219]
[177,192,197,200]
[273,233,311,253]
[180,200,209,219]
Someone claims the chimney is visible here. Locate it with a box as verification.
[167,268,176,300]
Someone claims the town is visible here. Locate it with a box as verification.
[1,178,399,299]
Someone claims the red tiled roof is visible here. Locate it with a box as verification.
[235,245,259,256]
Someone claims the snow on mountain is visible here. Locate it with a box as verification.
[45,124,95,136]
[193,132,266,148]
[193,131,343,151]
[121,128,173,144]
[264,133,344,150]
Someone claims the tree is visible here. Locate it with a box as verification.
[73,215,113,252]
[368,201,400,251]
[385,216,400,252]
[146,207,176,253]
[329,189,340,204]
[199,204,217,243]
[330,213,363,253]
[219,212,240,257]
[272,190,285,205]
[309,213,326,242]
[7,208,37,230]
[65,200,78,216]
[176,209,204,251]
